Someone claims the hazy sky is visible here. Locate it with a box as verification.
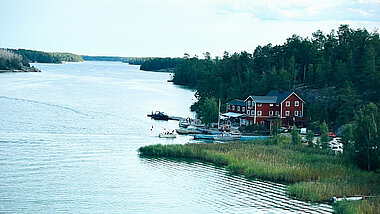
[1,0,379,57]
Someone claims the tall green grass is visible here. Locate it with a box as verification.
[138,141,380,213]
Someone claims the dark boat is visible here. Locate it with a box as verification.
[147,111,169,120]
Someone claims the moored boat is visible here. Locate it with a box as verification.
[159,130,177,138]
[147,111,169,120]
[176,126,201,134]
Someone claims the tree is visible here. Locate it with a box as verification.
[352,103,380,171]
[271,119,281,137]
[341,124,354,152]
[199,97,219,125]
[306,130,314,147]
[291,126,302,145]
[320,121,330,149]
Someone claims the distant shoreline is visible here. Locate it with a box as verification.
[140,68,174,73]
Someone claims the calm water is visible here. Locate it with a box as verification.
[0,61,332,213]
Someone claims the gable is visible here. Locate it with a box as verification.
[281,92,305,104]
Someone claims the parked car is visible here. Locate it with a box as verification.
[313,128,321,136]
[329,132,336,139]
[280,127,289,133]
[300,128,307,135]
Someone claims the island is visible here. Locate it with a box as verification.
[0,48,84,72]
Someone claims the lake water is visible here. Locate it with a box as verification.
[0,61,332,213]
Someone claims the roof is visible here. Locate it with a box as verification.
[249,96,278,103]
[265,90,293,103]
[226,99,245,106]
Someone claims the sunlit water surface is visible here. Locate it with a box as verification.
[0,61,332,213]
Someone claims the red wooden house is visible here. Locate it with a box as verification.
[226,90,306,129]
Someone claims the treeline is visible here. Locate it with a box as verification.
[8,49,83,63]
[139,57,183,71]
[82,55,126,61]
[0,48,84,71]
[51,52,83,62]
[172,25,380,128]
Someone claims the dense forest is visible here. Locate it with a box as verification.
[172,25,379,130]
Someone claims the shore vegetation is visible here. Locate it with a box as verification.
[138,141,380,213]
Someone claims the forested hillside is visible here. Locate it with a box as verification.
[9,49,83,63]
[173,25,379,129]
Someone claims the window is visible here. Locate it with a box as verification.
[248,100,251,106]
[258,103,262,107]
[269,104,273,107]
[269,111,273,116]
[276,103,279,106]
[242,107,245,112]
[261,121,265,125]
[237,106,240,111]
[227,105,230,110]
[250,121,253,125]
[232,105,235,110]
[276,111,279,116]
[251,110,255,116]
[295,111,299,116]
[295,101,299,106]
[286,101,290,107]
[258,111,262,116]
[247,110,250,115]
[285,111,290,116]
[299,111,303,117]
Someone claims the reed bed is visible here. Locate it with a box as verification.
[138,141,380,213]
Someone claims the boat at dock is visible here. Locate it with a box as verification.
[179,120,190,128]
[214,133,242,141]
[176,126,201,135]
[147,111,169,120]
[194,133,269,141]
[194,132,241,141]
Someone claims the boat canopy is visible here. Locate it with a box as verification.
[221,112,245,118]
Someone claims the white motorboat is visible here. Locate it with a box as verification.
[159,130,177,138]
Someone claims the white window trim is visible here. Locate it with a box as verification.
[285,111,290,116]
[247,110,250,115]
[237,106,240,111]
[295,101,299,106]
[295,111,299,116]
[232,105,235,110]
[252,110,255,116]
[286,101,290,107]
[258,111,262,116]
[227,105,230,110]
[248,100,251,106]
[269,104,273,107]
[258,103,262,107]
[269,111,273,116]
[242,107,245,112]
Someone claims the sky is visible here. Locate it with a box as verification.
[0,0,379,57]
